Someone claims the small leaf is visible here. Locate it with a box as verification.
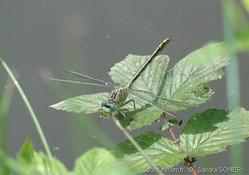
[18,140,68,175]
[18,141,137,175]
[117,106,162,130]
[115,132,184,173]
[180,108,249,157]
[50,93,109,113]
[73,148,115,174]
[73,147,137,175]
[241,0,249,13]
[18,138,34,165]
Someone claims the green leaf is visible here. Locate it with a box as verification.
[116,108,249,173]
[117,106,162,130]
[18,139,35,165]
[153,42,227,111]
[74,148,116,175]
[17,141,137,175]
[50,92,109,113]
[51,42,229,130]
[180,108,249,157]
[109,43,228,130]
[241,0,249,13]
[18,140,68,175]
[74,147,137,175]
[115,132,185,173]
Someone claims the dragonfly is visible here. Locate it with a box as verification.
[51,38,187,121]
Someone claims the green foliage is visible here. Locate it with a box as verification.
[73,148,137,175]
[50,92,109,113]
[115,132,185,173]
[17,140,137,175]
[18,140,68,175]
[111,43,226,110]
[3,36,249,174]
[116,108,249,172]
[241,0,249,12]
[51,42,229,130]
[180,108,249,157]
[0,78,15,175]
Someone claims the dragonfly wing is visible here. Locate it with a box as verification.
[130,89,191,112]
[50,92,109,113]
[110,43,228,112]
[157,43,227,110]
[109,54,169,94]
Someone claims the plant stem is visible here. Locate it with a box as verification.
[162,116,178,143]
[168,127,177,143]
[189,167,198,175]
[112,117,164,175]
[162,115,199,175]
[0,78,15,175]
[221,0,244,170]
[41,70,115,156]
[0,58,52,159]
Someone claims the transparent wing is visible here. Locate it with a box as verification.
[109,54,170,99]
[110,43,228,112]
[130,88,190,112]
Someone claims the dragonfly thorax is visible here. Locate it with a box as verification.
[109,87,129,105]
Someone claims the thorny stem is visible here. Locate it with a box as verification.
[189,167,198,175]
[168,127,177,143]
[163,118,178,143]
[112,117,164,175]
[162,114,199,175]
[162,114,178,143]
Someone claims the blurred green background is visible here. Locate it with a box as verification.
[0,0,248,174]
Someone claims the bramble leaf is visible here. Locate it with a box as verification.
[18,140,68,175]
[109,42,228,129]
[116,108,249,172]
[110,43,227,112]
[117,106,162,130]
[115,132,185,173]
[74,148,137,175]
[18,141,137,175]
[51,37,249,130]
[50,92,109,113]
[180,108,249,157]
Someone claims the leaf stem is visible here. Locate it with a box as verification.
[162,114,178,143]
[112,117,164,175]
[168,127,177,143]
[0,58,52,159]
[189,167,198,175]
[162,114,199,175]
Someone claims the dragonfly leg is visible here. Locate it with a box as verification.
[122,99,136,110]
[118,110,128,124]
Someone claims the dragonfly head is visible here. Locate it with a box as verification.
[98,101,117,118]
